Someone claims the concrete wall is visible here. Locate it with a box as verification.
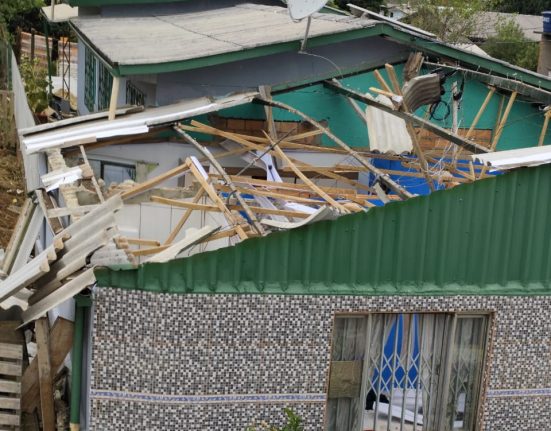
[89,289,551,430]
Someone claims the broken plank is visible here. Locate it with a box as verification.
[126,238,161,247]
[259,137,348,212]
[198,227,241,243]
[187,159,249,240]
[214,174,371,197]
[129,245,169,257]
[120,162,190,200]
[151,196,311,219]
[213,183,321,205]
[164,187,205,245]
[35,318,55,431]
[21,318,74,413]
[174,127,265,236]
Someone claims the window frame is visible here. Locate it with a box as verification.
[84,46,96,112]
[325,311,493,431]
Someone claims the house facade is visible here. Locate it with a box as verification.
[3,1,551,430]
[92,165,551,430]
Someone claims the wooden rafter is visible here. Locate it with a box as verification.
[253,97,414,199]
[174,126,266,236]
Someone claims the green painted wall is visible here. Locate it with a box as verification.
[96,163,551,296]
[218,65,550,150]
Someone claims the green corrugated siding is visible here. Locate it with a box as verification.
[96,164,551,296]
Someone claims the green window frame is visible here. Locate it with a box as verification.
[97,61,113,111]
[126,80,146,107]
[84,46,96,112]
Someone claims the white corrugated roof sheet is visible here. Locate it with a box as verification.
[70,3,376,66]
[22,92,257,154]
[472,145,551,171]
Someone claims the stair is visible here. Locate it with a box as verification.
[0,324,23,431]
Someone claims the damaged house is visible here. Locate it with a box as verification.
[1,0,551,430]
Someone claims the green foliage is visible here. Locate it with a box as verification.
[491,0,550,14]
[406,0,488,43]
[482,18,539,71]
[0,0,45,41]
[246,408,304,431]
[20,55,48,113]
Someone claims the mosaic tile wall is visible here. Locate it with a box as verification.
[89,288,551,430]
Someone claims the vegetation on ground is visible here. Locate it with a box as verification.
[19,56,49,113]
[246,408,304,431]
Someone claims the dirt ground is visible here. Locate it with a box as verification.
[0,148,25,249]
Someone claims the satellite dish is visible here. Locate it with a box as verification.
[287,0,329,21]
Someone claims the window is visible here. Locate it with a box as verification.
[84,46,96,112]
[326,313,489,431]
[97,61,113,111]
[89,159,136,186]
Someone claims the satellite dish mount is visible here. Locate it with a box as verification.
[286,0,330,52]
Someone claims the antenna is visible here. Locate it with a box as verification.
[286,0,330,51]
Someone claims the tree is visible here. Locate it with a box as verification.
[405,0,489,43]
[0,0,45,42]
[490,0,551,15]
[482,17,539,71]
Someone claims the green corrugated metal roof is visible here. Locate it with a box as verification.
[95,164,551,296]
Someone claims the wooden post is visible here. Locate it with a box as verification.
[259,85,278,140]
[108,77,120,121]
[163,188,205,245]
[490,91,517,151]
[79,145,104,202]
[466,87,495,140]
[35,318,55,431]
[121,161,190,200]
[538,110,551,147]
[373,69,392,93]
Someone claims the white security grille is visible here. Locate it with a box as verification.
[327,313,489,431]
